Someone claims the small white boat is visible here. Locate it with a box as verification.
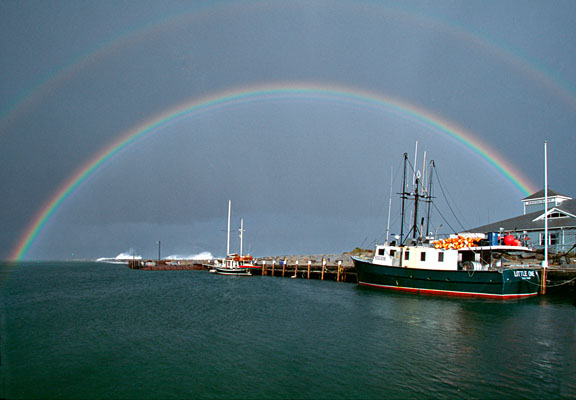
[213,256,254,276]
[212,201,260,276]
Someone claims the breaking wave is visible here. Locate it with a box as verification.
[96,249,142,262]
[97,250,213,262]
[165,252,214,260]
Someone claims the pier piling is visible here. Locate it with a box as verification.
[540,266,548,295]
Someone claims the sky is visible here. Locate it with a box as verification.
[1,0,575,261]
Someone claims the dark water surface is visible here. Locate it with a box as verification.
[1,261,575,399]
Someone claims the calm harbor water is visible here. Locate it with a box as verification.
[1,261,575,399]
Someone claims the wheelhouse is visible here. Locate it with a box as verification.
[371,243,533,271]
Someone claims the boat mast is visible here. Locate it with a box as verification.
[385,166,393,243]
[400,153,408,244]
[412,174,420,240]
[400,148,435,244]
[239,218,244,257]
[425,160,435,237]
[412,141,418,186]
[421,151,427,191]
[410,141,423,241]
[226,200,231,256]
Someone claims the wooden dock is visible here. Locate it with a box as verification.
[128,256,357,282]
[258,257,356,282]
[128,259,204,271]
[543,265,576,296]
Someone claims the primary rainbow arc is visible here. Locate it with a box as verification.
[9,82,537,261]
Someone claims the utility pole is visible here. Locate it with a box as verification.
[542,141,548,294]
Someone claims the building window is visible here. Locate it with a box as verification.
[420,252,426,261]
[404,251,410,260]
[551,233,559,245]
[438,252,444,262]
[540,232,559,245]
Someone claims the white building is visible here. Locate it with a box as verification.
[470,189,576,253]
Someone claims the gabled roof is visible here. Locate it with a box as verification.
[522,189,571,201]
[532,207,576,221]
[469,199,576,232]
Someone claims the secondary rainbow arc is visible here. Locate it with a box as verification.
[3,1,576,136]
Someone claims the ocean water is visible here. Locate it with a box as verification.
[1,261,575,400]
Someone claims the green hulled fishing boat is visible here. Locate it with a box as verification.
[352,151,540,299]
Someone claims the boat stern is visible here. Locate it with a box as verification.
[502,269,540,297]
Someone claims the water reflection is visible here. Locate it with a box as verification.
[356,286,576,398]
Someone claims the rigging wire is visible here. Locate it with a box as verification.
[434,167,468,226]
[432,167,467,232]
[431,202,458,234]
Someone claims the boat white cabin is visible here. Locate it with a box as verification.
[372,237,533,272]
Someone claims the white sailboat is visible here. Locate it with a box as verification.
[212,201,257,276]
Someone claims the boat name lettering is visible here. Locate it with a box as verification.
[513,270,535,279]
